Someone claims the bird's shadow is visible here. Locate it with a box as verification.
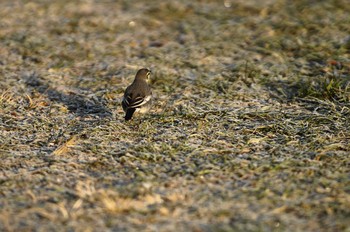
[24,72,113,118]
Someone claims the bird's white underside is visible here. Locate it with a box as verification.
[136,95,151,113]
[122,95,151,113]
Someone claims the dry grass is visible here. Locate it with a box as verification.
[0,0,349,231]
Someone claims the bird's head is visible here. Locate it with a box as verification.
[135,68,151,83]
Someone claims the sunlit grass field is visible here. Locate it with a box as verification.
[0,0,349,231]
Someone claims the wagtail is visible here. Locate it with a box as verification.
[122,68,152,121]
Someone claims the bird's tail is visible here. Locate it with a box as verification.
[125,108,136,121]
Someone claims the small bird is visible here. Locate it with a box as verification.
[122,68,152,121]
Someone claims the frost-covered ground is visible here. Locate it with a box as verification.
[0,0,349,231]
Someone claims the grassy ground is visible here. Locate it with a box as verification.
[0,0,349,231]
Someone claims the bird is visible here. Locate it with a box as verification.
[122,68,152,121]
